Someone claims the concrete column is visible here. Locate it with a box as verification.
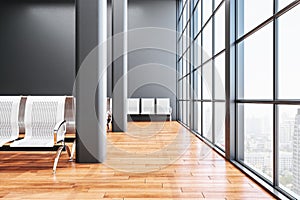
[112,0,128,132]
[75,0,107,163]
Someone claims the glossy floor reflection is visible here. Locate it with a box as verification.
[0,122,274,199]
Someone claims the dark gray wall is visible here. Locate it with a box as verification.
[128,0,177,120]
[0,0,75,95]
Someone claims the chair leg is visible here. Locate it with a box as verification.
[70,139,76,161]
[53,146,64,174]
[66,145,72,161]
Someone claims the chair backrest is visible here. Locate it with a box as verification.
[141,98,155,114]
[156,98,171,114]
[128,98,140,114]
[0,96,21,139]
[24,96,66,140]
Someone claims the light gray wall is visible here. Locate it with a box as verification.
[127,0,177,120]
[0,0,75,95]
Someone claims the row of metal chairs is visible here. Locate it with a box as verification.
[128,98,172,121]
[0,96,74,173]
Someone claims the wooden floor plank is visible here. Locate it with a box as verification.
[0,122,274,199]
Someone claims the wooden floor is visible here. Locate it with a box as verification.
[0,122,274,200]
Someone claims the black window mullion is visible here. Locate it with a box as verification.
[176,0,179,121]
[188,0,192,129]
[212,0,216,144]
[235,0,244,161]
[273,0,279,188]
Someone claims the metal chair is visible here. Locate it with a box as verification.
[10,96,72,173]
[128,98,140,114]
[156,98,172,121]
[141,98,155,114]
[0,96,21,147]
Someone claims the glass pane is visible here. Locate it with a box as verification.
[202,0,212,25]
[194,69,202,100]
[178,58,182,79]
[203,19,212,62]
[178,80,182,100]
[194,35,201,67]
[193,3,201,38]
[238,103,273,181]
[183,4,187,27]
[178,18,182,34]
[186,0,190,24]
[278,105,300,198]
[198,1,202,30]
[215,102,225,150]
[183,29,186,53]
[193,0,199,9]
[214,52,225,100]
[237,0,273,38]
[190,44,194,71]
[214,0,223,10]
[179,0,183,14]
[178,101,182,121]
[183,77,187,100]
[278,0,295,12]
[186,75,190,100]
[186,22,190,50]
[194,102,202,133]
[238,23,273,100]
[202,61,213,100]
[185,49,190,75]
[182,53,186,76]
[193,7,198,39]
[178,37,182,58]
[278,5,300,99]
[183,101,187,124]
[214,3,225,54]
[203,102,212,140]
[186,76,190,100]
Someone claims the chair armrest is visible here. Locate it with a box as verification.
[54,120,66,144]
[54,120,66,132]
[169,107,172,114]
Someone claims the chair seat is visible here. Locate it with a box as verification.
[10,138,54,147]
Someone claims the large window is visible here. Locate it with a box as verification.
[278,105,300,196]
[278,4,300,99]
[177,0,300,199]
[177,0,191,127]
[236,0,300,199]
[237,104,274,181]
[177,0,226,151]
[237,23,273,100]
